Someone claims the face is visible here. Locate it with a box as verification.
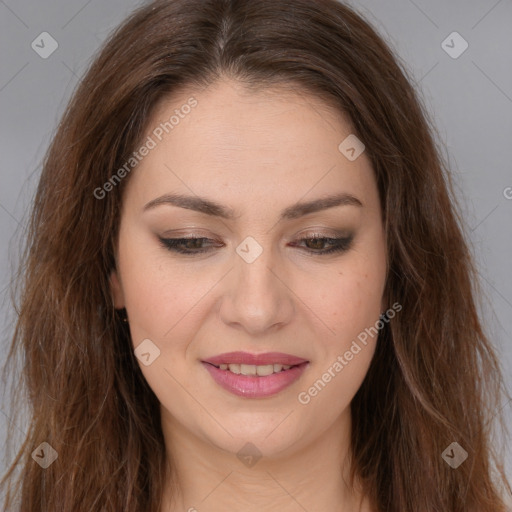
[110,78,387,458]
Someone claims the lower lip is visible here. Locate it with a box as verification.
[202,362,309,398]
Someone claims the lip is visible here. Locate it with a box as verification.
[203,351,308,366]
[201,352,309,399]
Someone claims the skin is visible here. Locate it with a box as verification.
[110,77,387,511]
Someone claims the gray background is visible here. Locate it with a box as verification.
[1,0,511,500]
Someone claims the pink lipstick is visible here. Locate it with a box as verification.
[202,351,309,398]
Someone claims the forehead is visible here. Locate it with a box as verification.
[124,78,377,212]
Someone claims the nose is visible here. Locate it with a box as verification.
[218,240,295,336]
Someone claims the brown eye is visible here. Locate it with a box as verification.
[291,235,354,255]
[158,234,354,256]
[158,237,223,255]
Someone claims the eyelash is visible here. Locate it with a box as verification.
[158,234,354,256]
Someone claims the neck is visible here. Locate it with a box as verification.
[159,407,371,512]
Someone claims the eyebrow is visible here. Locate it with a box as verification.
[143,191,363,220]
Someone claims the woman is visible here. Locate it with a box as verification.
[1,0,510,510]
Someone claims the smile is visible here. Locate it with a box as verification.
[201,352,309,398]
[213,363,293,376]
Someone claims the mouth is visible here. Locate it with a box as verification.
[204,361,304,376]
[201,352,309,398]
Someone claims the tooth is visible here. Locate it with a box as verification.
[240,364,257,376]
[220,363,295,375]
[256,364,274,376]
[228,363,241,374]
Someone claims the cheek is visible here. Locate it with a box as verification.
[307,258,385,347]
[296,265,382,415]
[117,235,198,346]
[297,340,376,429]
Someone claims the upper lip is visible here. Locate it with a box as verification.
[202,351,308,366]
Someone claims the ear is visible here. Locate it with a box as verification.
[109,269,125,309]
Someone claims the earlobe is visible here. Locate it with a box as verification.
[109,270,125,309]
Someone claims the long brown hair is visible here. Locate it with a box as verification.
[1,0,510,510]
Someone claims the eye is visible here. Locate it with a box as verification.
[291,234,354,255]
[158,236,222,255]
[158,234,354,256]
